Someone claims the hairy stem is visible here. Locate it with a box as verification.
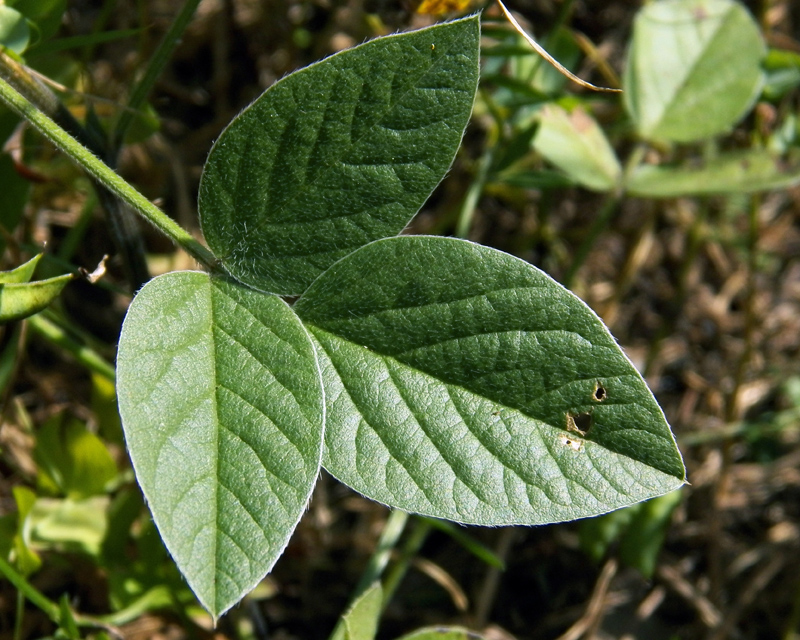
[0,77,218,270]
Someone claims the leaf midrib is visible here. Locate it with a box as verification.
[640,6,734,133]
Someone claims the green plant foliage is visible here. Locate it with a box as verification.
[34,416,117,498]
[116,271,325,618]
[199,15,481,295]
[0,253,41,284]
[624,0,765,143]
[30,28,141,56]
[492,167,574,190]
[529,27,581,96]
[10,486,41,575]
[626,150,800,196]
[0,5,30,54]
[295,236,685,525]
[422,517,505,568]
[396,627,485,640]
[330,582,384,640]
[91,373,123,443]
[28,496,110,557]
[533,104,621,192]
[762,49,800,100]
[9,0,67,47]
[579,489,682,578]
[0,271,74,323]
[617,489,682,577]
[104,504,198,622]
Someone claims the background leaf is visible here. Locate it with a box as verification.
[34,415,117,499]
[9,0,67,46]
[0,272,73,324]
[199,15,480,295]
[623,0,765,143]
[28,497,109,557]
[0,5,30,54]
[0,254,42,284]
[330,582,383,640]
[533,104,621,192]
[579,489,683,578]
[116,272,324,618]
[626,149,800,196]
[396,628,485,640]
[295,236,685,526]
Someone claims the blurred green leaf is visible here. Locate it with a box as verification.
[331,582,383,640]
[619,489,682,577]
[199,16,480,295]
[29,28,141,56]
[579,489,682,578]
[579,497,636,563]
[492,167,575,190]
[0,254,42,284]
[0,109,21,145]
[120,101,161,145]
[0,6,30,54]
[491,122,538,174]
[482,74,549,103]
[0,515,14,560]
[0,272,73,323]
[624,0,765,143]
[533,104,621,191]
[762,49,800,100]
[481,44,536,57]
[91,372,123,444]
[626,150,800,197]
[11,0,67,46]
[106,517,196,617]
[34,415,117,499]
[105,585,181,626]
[12,486,41,575]
[396,628,485,640]
[100,487,142,568]
[29,496,109,557]
[25,51,81,89]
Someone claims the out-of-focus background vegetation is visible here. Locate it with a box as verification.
[1,0,800,638]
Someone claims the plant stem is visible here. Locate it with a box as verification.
[327,510,410,640]
[0,77,218,270]
[381,516,431,607]
[0,556,61,623]
[352,509,409,601]
[0,51,150,288]
[28,314,116,382]
[13,591,23,640]
[112,0,203,149]
[455,147,494,238]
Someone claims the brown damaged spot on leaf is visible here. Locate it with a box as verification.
[593,381,607,402]
[566,411,593,436]
[569,108,595,134]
